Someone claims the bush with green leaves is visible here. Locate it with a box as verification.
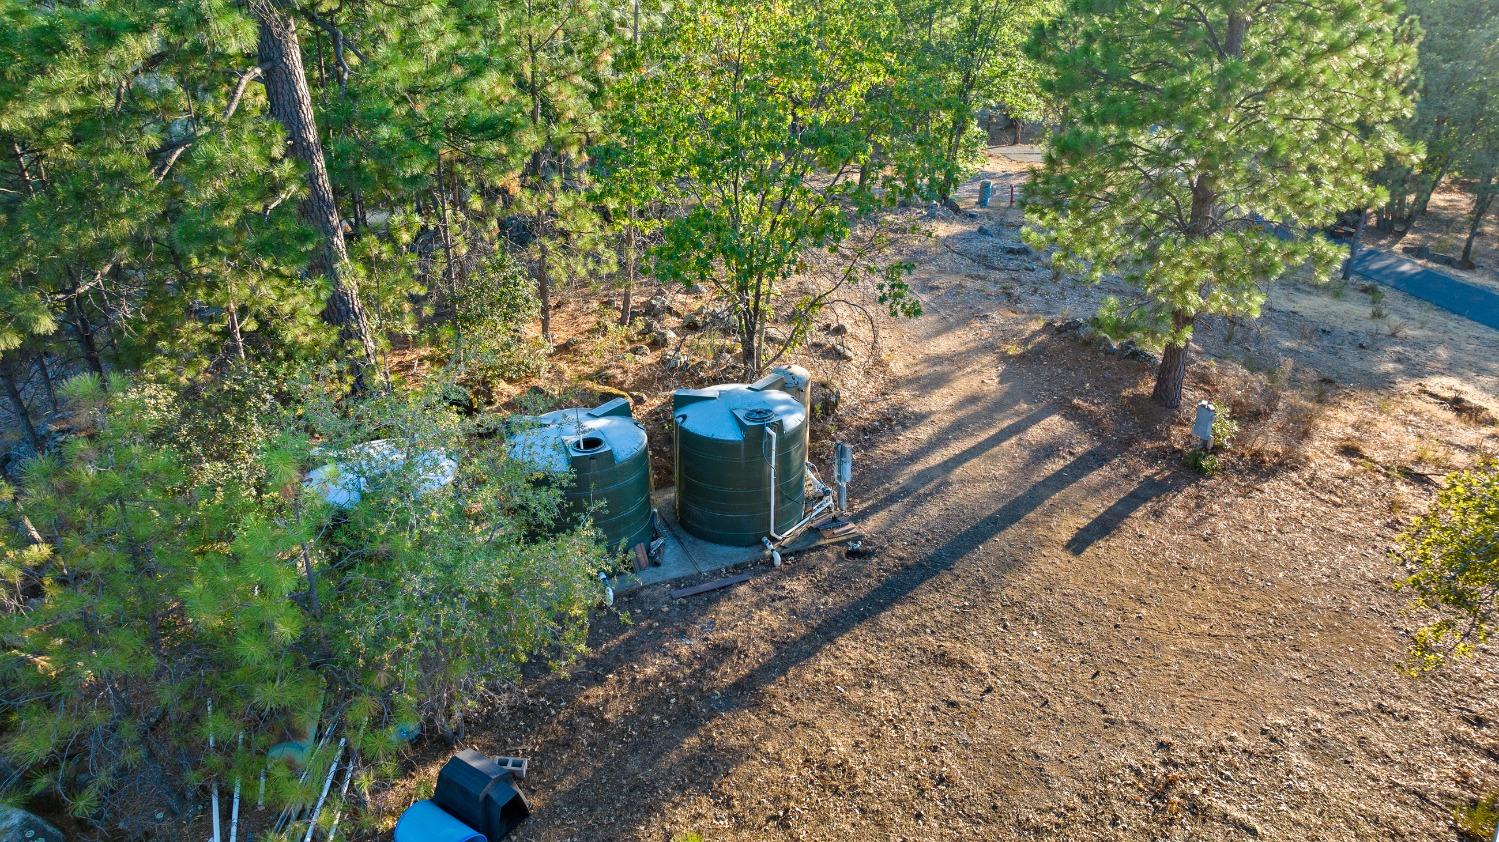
[1395,459,1499,673]
[290,382,608,750]
[0,375,607,833]
[447,251,548,383]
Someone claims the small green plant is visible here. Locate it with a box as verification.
[1211,409,1240,451]
[1185,448,1220,477]
[1368,285,1387,320]
[1454,794,1499,841]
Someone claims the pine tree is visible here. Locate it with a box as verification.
[249,0,381,388]
[1024,0,1417,408]
[0,376,312,834]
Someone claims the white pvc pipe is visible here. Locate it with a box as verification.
[230,733,242,842]
[208,700,221,842]
[304,738,346,842]
[764,426,836,547]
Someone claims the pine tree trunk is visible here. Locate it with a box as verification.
[1342,208,1366,280]
[1151,171,1216,408]
[252,0,379,389]
[1410,162,1447,222]
[1150,12,1243,411]
[1151,334,1190,410]
[536,211,553,343]
[34,352,58,413]
[1462,175,1495,264]
[2,358,43,454]
[619,216,636,326]
[67,290,105,377]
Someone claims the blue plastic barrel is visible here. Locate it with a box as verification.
[394,800,485,842]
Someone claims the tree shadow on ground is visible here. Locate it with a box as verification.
[1063,472,1181,556]
[516,438,1125,837]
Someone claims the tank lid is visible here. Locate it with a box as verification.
[507,400,647,473]
[672,382,806,441]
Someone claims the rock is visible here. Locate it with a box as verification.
[682,309,706,330]
[845,540,878,559]
[942,197,963,214]
[813,381,841,417]
[595,366,625,386]
[764,326,790,346]
[628,344,650,355]
[977,225,999,237]
[829,344,855,361]
[999,243,1032,256]
[825,322,849,336]
[663,354,689,372]
[0,806,65,842]
[1053,318,1087,335]
[649,328,678,349]
[642,293,672,317]
[1118,341,1160,366]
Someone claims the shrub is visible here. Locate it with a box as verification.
[1184,448,1220,477]
[0,376,607,833]
[1211,408,1240,451]
[0,376,308,834]
[1395,459,1499,673]
[448,252,547,382]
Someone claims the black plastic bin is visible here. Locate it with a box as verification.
[432,749,531,841]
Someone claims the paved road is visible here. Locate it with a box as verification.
[1348,248,1499,332]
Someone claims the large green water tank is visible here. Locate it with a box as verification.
[673,367,810,546]
[507,398,653,552]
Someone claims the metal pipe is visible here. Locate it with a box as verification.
[767,426,781,539]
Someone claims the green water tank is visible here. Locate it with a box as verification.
[673,366,810,546]
[508,398,653,552]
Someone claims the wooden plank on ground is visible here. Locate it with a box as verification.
[670,572,752,599]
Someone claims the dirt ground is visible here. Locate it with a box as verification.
[369,154,1499,842]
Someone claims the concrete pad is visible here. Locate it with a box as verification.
[611,488,861,593]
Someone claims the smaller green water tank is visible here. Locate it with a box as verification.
[673,367,810,546]
[507,398,653,552]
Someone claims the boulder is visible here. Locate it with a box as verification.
[642,293,672,317]
[812,381,841,417]
[1053,318,1087,335]
[648,328,678,349]
[0,806,65,842]
[764,326,790,346]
